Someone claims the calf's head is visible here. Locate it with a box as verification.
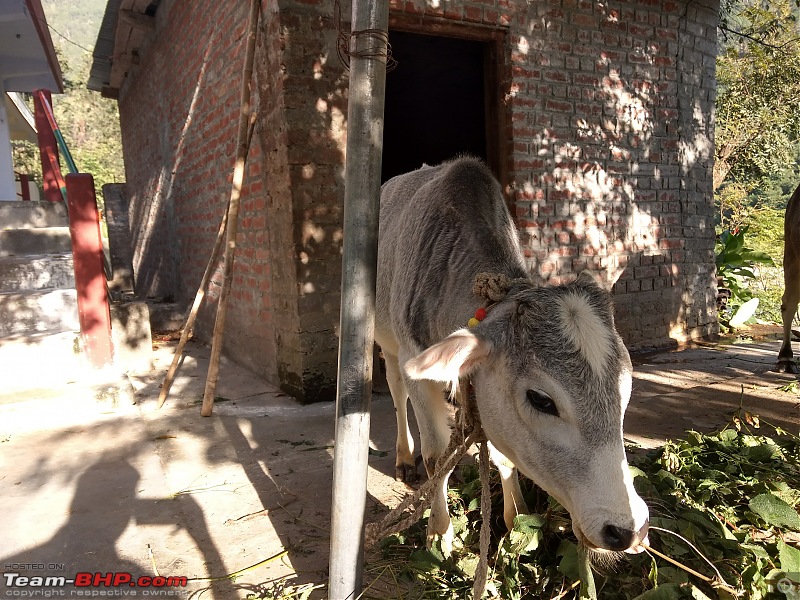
[405,274,649,553]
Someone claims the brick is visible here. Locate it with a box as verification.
[464,6,483,21]
[545,99,573,112]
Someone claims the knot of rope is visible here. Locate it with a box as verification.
[472,272,527,304]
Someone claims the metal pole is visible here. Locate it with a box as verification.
[37,91,79,174]
[33,90,66,203]
[328,0,389,596]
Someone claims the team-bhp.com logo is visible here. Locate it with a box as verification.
[3,571,188,595]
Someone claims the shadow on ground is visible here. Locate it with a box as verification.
[1,327,799,598]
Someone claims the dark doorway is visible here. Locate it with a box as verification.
[381,30,492,183]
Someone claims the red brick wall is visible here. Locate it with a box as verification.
[118,0,277,380]
[504,0,718,347]
[380,0,718,347]
[254,0,308,400]
[273,3,349,401]
[117,0,719,401]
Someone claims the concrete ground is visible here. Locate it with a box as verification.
[1,327,800,599]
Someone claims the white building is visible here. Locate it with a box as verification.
[0,0,63,201]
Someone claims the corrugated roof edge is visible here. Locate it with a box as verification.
[88,0,122,96]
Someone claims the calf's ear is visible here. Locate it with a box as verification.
[404,329,492,384]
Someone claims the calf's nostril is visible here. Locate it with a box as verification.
[601,523,636,551]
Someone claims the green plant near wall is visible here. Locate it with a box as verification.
[716,228,776,328]
[717,228,776,300]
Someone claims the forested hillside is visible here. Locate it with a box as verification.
[41,0,104,67]
[12,0,125,198]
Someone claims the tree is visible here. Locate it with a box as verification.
[715,0,800,190]
[53,53,125,197]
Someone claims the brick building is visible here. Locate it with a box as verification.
[90,0,720,403]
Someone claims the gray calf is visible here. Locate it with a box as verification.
[375,157,649,554]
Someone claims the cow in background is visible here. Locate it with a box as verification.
[779,184,800,373]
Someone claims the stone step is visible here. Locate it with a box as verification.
[146,301,187,331]
[0,289,79,337]
[0,329,134,402]
[0,201,68,229]
[0,254,75,292]
[0,329,81,391]
[0,227,73,257]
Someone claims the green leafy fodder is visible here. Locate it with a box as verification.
[368,420,800,599]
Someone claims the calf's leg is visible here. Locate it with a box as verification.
[779,258,800,373]
[488,441,528,531]
[402,370,454,554]
[384,352,417,481]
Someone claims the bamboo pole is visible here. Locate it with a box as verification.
[156,117,256,409]
[328,0,389,595]
[200,0,260,417]
[157,209,226,409]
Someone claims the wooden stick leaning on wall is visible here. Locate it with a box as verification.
[201,0,261,417]
[156,115,256,410]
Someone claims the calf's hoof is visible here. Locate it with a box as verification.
[426,521,454,557]
[395,461,418,482]
[776,359,799,374]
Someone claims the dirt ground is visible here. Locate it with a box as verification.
[1,325,799,599]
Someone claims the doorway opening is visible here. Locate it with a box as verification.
[380,25,505,185]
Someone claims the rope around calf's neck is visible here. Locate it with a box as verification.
[473,439,492,599]
[366,272,516,594]
[472,271,528,304]
[364,386,493,599]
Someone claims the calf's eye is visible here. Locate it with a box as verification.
[526,389,559,417]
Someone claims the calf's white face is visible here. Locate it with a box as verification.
[405,284,650,553]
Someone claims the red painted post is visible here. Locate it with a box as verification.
[19,174,30,201]
[66,174,113,369]
[34,90,65,203]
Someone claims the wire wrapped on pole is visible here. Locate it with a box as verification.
[334,0,397,71]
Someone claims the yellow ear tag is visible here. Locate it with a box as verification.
[468,317,480,328]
